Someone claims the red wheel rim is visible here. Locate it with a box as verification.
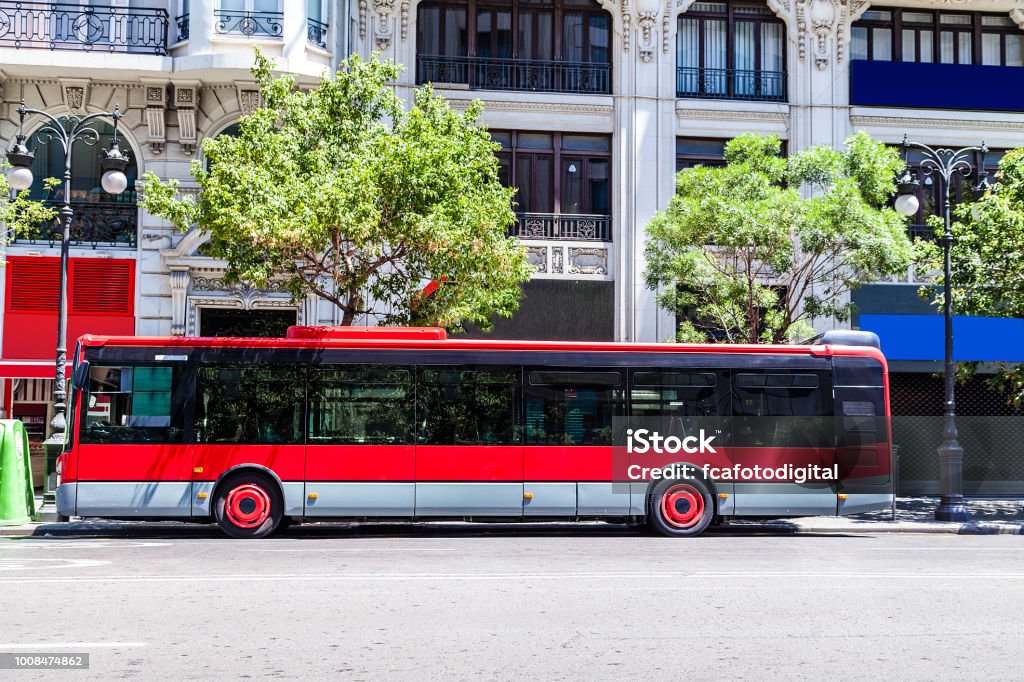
[660,484,705,529]
[224,484,271,529]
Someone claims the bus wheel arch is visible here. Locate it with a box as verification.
[211,466,285,539]
[645,464,717,538]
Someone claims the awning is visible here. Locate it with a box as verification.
[0,361,55,380]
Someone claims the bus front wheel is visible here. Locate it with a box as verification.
[213,472,283,539]
[648,478,714,537]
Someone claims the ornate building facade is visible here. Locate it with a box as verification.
[3,0,1024,451]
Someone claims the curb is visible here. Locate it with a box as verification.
[2,519,1022,537]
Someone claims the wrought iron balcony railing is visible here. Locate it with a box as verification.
[676,67,787,102]
[907,224,938,241]
[417,55,612,95]
[175,13,189,42]
[512,213,611,242]
[13,201,137,249]
[0,1,169,54]
[307,17,327,50]
[213,9,283,38]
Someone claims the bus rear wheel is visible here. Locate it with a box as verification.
[213,472,283,539]
[649,478,714,537]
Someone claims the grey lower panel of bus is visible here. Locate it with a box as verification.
[839,492,894,515]
[732,483,837,516]
[75,482,192,517]
[577,483,631,515]
[415,483,524,515]
[305,483,415,516]
[524,483,576,516]
[56,483,77,517]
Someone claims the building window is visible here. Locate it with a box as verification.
[676,1,786,101]
[852,9,1024,66]
[900,147,1004,240]
[494,131,611,241]
[307,0,329,49]
[17,118,138,248]
[675,137,786,171]
[416,0,612,95]
[214,0,284,38]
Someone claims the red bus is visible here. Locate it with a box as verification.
[56,326,892,538]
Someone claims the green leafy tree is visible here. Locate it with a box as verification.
[0,166,60,251]
[918,148,1024,409]
[141,51,530,329]
[644,132,916,343]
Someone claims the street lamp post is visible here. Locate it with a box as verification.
[894,134,990,523]
[4,99,129,502]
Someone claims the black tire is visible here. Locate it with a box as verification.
[213,471,283,539]
[648,477,714,537]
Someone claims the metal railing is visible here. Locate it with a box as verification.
[676,67,787,102]
[512,213,611,241]
[417,55,611,95]
[175,13,189,42]
[13,201,137,248]
[907,223,938,241]
[0,2,169,54]
[213,9,283,38]
[307,17,327,50]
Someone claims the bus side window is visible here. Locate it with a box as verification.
[196,364,306,445]
[417,366,520,445]
[308,366,413,444]
[80,364,184,444]
[732,371,833,447]
[524,370,623,446]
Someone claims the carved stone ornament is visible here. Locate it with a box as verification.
[141,81,168,155]
[373,0,396,49]
[624,0,669,61]
[568,247,608,276]
[525,246,548,274]
[173,81,200,156]
[59,79,90,113]
[551,246,564,274]
[236,86,261,116]
[790,0,869,69]
[358,0,367,39]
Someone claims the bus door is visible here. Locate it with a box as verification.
[832,356,893,514]
[305,365,416,516]
[75,359,192,517]
[523,368,625,516]
[627,369,732,516]
[414,365,523,516]
[730,369,837,516]
[192,364,306,518]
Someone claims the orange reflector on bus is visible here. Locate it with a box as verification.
[524,493,534,500]
[838,494,848,500]
[308,493,318,499]
[197,492,207,500]
[193,467,203,474]
[718,493,729,499]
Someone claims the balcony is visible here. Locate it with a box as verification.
[511,213,611,242]
[13,201,137,249]
[417,55,611,95]
[850,60,1024,112]
[307,18,327,50]
[676,67,786,102]
[175,13,189,42]
[0,2,169,54]
[213,9,283,38]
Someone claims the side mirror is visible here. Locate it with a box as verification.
[71,361,90,390]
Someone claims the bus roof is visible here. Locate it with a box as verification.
[76,328,887,363]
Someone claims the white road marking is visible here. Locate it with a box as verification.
[0,542,172,550]
[253,548,457,552]
[869,547,1024,551]
[0,643,146,649]
[0,570,1021,585]
[0,558,110,571]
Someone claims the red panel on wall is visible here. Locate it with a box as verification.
[3,256,135,360]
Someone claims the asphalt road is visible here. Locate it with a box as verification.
[1,524,1022,681]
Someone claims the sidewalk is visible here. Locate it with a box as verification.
[1,496,1022,537]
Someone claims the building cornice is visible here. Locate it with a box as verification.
[446,99,614,115]
[851,114,1024,132]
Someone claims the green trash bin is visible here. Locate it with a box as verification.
[0,420,35,525]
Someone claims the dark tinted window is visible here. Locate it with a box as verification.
[81,364,185,444]
[309,366,413,445]
[417,366,520,445]
[631,371,720,418]
[732,371,832,447]
[525,369,623,445]
[833,357,884,387]
[196,365,305,444]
